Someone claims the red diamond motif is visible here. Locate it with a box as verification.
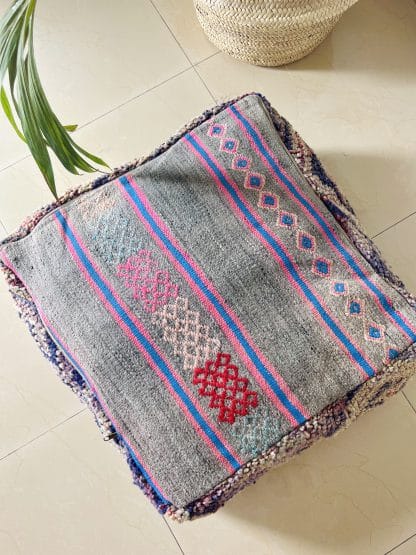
[193,353,259,424]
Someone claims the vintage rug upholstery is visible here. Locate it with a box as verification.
[2,93,416,521]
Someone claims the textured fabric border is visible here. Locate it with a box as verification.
[2,92,416,520]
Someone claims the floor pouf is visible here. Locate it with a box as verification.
[1,93,416,521]
[194,0,359,66]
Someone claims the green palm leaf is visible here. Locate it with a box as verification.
[0,0,109,198]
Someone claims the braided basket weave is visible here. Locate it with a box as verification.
[194,0,358,66]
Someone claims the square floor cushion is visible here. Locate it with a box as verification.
[2,93,416,521]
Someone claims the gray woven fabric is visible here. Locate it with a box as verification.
[2,94,416,511]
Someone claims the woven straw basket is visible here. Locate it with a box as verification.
[194,0,359,66]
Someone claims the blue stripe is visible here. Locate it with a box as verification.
[185,135,377,379]
[55,210,240,471]
[124,444,170,507]
[118,175,307,424]
[230,104,416,342]
[124,443,170,507]
[44,323,170,504]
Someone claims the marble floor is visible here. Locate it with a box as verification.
[1,1,416,553]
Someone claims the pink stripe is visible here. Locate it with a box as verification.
[1,252,46,320]
[396,309,416,335]
[0,250,15,274]
[119,174,310,425]
[1,248,168,497]
[54,213,241,472]
[229,105,416,339]
[187,132,376,379]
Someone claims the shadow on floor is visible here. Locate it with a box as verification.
[271,0,416,77]
[224,394,416,552]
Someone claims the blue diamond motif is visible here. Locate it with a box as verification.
[369,326,381,339]
[349,301,361,315]
[259,192,278,210]
[316,260,329,274]
[282,214,293,225]
[250,176,261,187]
[389,348,399,360]
[334,282,345,293]
[301,235,313,249]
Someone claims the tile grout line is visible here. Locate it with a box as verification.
[0,153,31,174]
[194,51,220,66]
[193,62,218,103]
[0,218,8,235]
[0,407,87,463]
[163,518,186,555]
[0,65,192,176]
[385,531,416,554]
[74,66,192,130]
[0,50,220,178]
[371,210,416,239]
[80,48,219,124]
[401,390,416,417]
[149,0,194,66]
[148,0,217,104]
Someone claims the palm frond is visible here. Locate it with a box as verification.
[0,0,109,198]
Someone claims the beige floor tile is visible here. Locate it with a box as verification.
[387,535,416,555]
[0,278,82,460]
[0,156,57,236]
[152,0,217,64]
[0,68,214,233]
[0,219,7,241]
[402,362,416,419]
[55,68,215,194]
[169,394,416,555]
[0,118,29,174]
[403,380,416,417]
[0,0,190,153]
[0,411,181,555]
[373,213,416,411]
[196,0,416,238]
[373,214,416,296]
